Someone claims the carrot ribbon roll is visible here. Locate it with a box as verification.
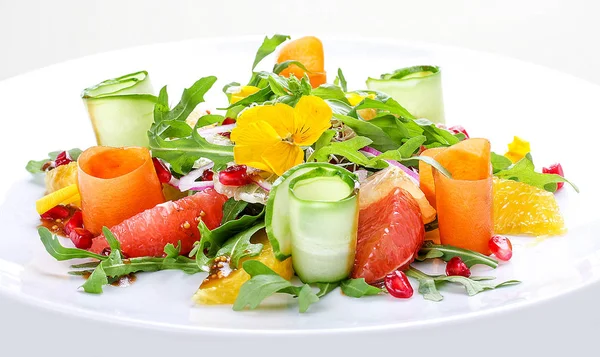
[276,36,327,88]
[77,146,165,235]
[432,139,493,255]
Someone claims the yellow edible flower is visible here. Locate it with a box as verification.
[345,92,376,106]
[504,136,531,163]
[230,95,332,176]
[230,86,260,104]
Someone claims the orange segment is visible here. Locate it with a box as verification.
[433,138,493,255]
[193,230,294,305]
[78,146,165,235]
[493,177,565,235]
[419,147,446,209]
[276,36,326,88]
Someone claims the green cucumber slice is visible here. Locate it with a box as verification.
[82,71,157,147]
[265,163,359,283]
[366,65,445,124]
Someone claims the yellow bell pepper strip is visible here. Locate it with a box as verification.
[36,184,80,215]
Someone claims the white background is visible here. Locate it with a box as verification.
[1,1,599,356]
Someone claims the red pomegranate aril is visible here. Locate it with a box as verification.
[222,117,236,125]
[65,211,84,235]
[448,125,470,139]
[446,256,471,277]
[489,235,513,261]
[384,270,414,299]
[542,163,565,191]
[69,228,93,249]
[202,169,214,181]
[218,165,252,186]
[54,151,73,167]
[40,205,70,220]
[152,158,172,184]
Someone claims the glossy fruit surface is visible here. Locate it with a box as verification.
[64,211,83,235]
[489,235,513,261]
[542,163,565,191]
[384,270,414,298]
[45,161,78,194]
[359,166,436,224]
[445,256,471,277]
[54,151,73,167]
[152,158,172,184]
[218,165,251,186]
[193,230,293,305]
[69,228,93,249]
[493,177,565,235]
[89,189,227,257]
[40,205,70,220]
[352,188,424,284]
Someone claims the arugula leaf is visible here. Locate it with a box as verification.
[326,99,353,116]
[491,152,512,174]
[314,130,336,152]
[495,154,578,192]
[233,261,320,313]
[356,97,415,120]
[368,153,452,179]
[334,68,348,92]
[416,241,498,269]
[273,60,309,75]
[309,136,373,166]
[194,208,265,269]
[340,278,384,297]
[297,285,320,313]
[334,113,399,152]
[149,76,235,173]
[312,84,350,104]
[26,148,83,174]
[215,223,265,268]
[221,199,249,224]
[406,267,520,302]
[38,227,106,261]
[222,86,273,110]
[252,34,290,70]
[315,282,340,298]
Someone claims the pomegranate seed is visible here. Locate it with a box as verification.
[222,117,236,125]
[202,170,214,181]
[41,205,70,220]
[54,151,73,167]
[384,270,413,298]
[542,163,565,191]
[489,235,513,261]
[152,158,172,184]
[65,211,84,235]
[445,256,471,277]
[218,165,252,186]
[69,227,93,249]
[448,125,470,139]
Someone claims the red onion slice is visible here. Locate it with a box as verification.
[178,162,215,191]
[360,146,420,182]
[196,123,236,138]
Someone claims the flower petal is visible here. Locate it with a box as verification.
[231,121,281,172]
[262,141,304,176]
[292,95,332,146]
[237,104,295,139]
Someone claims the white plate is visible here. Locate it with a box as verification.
[1,36,599,340]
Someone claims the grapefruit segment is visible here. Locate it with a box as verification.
[360,166,436,224]
[352,188,424,284]
[90,189,227,257]
[433,138,493,255]
[78,146,165,235]
[276,36,326,88]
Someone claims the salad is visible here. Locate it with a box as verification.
[26,35,577,313]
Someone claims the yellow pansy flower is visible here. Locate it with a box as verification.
[230,86,260,104]
[230,95,332,176]
[504,136,530,163]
